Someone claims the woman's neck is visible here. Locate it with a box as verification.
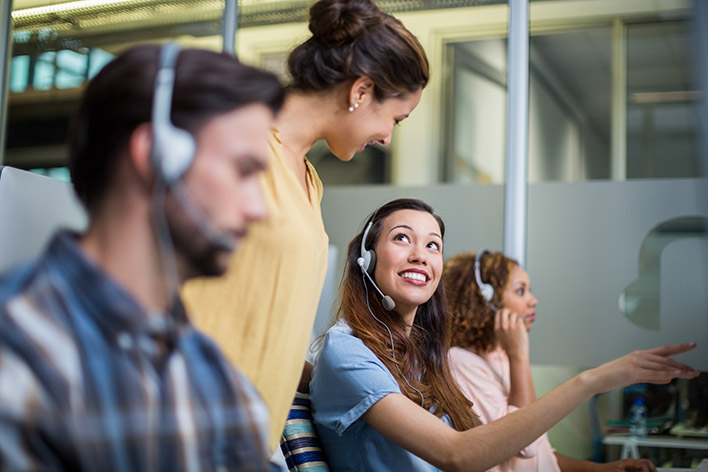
[276,91,338,162]
[401,309,417,335]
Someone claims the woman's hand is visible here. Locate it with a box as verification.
[582,343,699,394]
[494,308,529,361]
[492,309,536,406]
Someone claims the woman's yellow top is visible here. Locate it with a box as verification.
[181,128,329,450]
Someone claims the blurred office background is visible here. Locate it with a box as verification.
[1,0,706,466]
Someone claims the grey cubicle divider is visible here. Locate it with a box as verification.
[0,166,88,275]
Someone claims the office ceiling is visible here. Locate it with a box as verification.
[10,0,506,54]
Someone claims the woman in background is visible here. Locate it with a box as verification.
[181,0,429,449]
[309,199,697,471]
[444,251,657,472]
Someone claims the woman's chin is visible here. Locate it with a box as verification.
[329,147,356,162]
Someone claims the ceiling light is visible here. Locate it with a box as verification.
[12,0,136,19]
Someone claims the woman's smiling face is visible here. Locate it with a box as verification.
[327,87,422,162]
[373,209,443,322]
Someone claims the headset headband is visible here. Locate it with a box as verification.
[475,249,496,304]
[152,42,180,132]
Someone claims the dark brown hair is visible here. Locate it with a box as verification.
[69,44,285,213]
[337,198,477,431]
[444,251,519,352]
[287,0,429,100]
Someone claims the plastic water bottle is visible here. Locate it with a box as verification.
[629,397,648,439]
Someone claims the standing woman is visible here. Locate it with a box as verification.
[182,0,429,448]
[309,199,696,472]
[444,251,656,472]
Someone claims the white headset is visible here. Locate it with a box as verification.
[150,42,196,184]
[357,217,395,311]
[149,42,234,252]
[475,249,497,311]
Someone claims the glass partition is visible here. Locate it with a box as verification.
[626,21,701,179]
[443,16,699,183]
[5,0,223,171]
[445,26,613,184]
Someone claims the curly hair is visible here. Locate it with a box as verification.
[443,251,518,353]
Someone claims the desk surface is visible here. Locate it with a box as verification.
[658,458,708,472]
[603,434,708,450]
[658,458,708,471]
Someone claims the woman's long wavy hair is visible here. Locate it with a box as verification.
[444,251,519,353]
[336,198,477,431]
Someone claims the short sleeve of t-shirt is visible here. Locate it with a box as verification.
[310,321,401,435]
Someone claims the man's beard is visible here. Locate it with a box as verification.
[161,191,233,280]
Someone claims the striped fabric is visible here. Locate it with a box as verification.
[280,392,330,471]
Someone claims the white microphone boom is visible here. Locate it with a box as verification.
[171,181,236,252]
[357,258,395,310]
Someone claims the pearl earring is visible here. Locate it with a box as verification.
[348,102,359,113]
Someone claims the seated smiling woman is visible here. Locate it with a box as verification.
[309,198,699,472]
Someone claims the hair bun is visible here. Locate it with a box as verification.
[308,0,381,46]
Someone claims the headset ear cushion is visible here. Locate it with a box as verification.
[365,249,376,275]
[479,283,494,303]
[157,125,195,183]
[358,249,374,273]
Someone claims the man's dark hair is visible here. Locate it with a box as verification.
[69,44,285,213]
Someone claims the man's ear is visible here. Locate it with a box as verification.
[348,76,375,109]
[129,123,156,186]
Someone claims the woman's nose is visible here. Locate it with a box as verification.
[529,293,538,307]
[408,246,427,265]
[378,134,392,146]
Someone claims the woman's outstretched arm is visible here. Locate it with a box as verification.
[363,343,698,472]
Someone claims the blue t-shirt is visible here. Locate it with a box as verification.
[309,320,446,472]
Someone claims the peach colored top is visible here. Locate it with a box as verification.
[450,346,562,472]
[182,128,329,450]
